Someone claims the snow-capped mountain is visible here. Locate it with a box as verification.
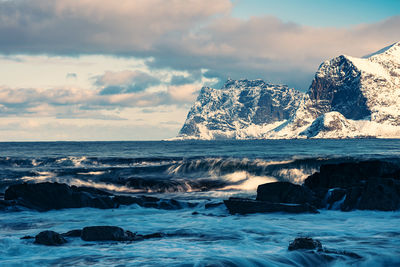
[176,42,400,139]
[178,79,303,139]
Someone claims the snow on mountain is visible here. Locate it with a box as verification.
[176,42,400,139]
[177,79,303,139]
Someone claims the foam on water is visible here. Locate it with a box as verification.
[2,140,400,266]
[1,205,400,266]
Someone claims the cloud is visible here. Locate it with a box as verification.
[66,72,77,80]
[0,81,200,119]
[0,1,399,90]
[95,70,161,94]
[0,0,232,54]
[167,84,200,103]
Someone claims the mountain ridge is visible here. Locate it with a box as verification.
[175,42,400,140]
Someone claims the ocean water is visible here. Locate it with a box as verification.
[1,140,400,266]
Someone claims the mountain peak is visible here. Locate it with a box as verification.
[363,41,400,58]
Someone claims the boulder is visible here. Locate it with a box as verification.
[34,231,67,246]
[4,182,117,211]
[4,182,191,212]
[62,229,82,237]
[81,226,134,241]
[224,198,319,214]
[288,237,322,251]
[288,237,362,259]
[304,160,400,190]
[341,178,400,211]
[113,195,187,210]
[303,160,400,211]
[256,182,319,206]
[325,188,346,209]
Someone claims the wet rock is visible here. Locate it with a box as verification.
[322,248,362,259]
[205,202,224,209]
[34,231,67,246]
[62,229,82,237]
[341,178,400,211]
[257,182,320,206]
[0,199,16,210]
[288,237,322,251]
[224,198,319,214]
[304,160,400,190]
[114,195,186,210]
[4,182,192,212]
[142,232,164,239]
[20,235,34,239]
[81,226,134,241]
[325,188,346,209]
[304,160,400,211]
[4,182,117,211]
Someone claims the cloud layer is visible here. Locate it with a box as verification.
[1,0,399,90]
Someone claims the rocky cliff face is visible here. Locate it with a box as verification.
[176,42,400,139]
[178,79,303,139]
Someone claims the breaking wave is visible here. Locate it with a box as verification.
[2,155,400,194]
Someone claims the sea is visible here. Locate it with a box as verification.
[1,139,400,266]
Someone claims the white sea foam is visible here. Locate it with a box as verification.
[221,171,277,191]
[68,178,141,194]
[21,171,55,182]
[1,205,400,266]
[76,171,106,175]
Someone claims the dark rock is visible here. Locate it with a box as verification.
[224,198,319,214]
[0,199,17,210]
[81,226,134,241]
[113,195,143,206]
[322,248,363,259]
[325,188,346,209]
[71,186,113,196]
[257,182,319,206]
[20,235,34,239]
[114,195,185,210]
[62,229,82,237]
[304,160,400,190]
[341,178,400,211]
[4,182,117,211]
[288,237,322,251]
[304,160,400,211]
[34,231,67,246]
[205,202,224,209]
[4,182,190,212]
[143,232,164,239]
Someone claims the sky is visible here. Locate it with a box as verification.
[0,0,399,141]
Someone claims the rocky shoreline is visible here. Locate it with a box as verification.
[1,182,196,211]
[2,160,400,214]
[225,160,400,214]
[2,159,400,266]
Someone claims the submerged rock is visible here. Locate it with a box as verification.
[20,235,34,239]
[34,231,67,246]
[224,197,318,214]
[288,237,322,251]
[62,229,82,237]
[81,226,135,241]
[288,237,362,260]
